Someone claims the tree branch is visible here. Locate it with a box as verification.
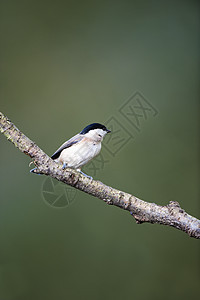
[0,111,200,239]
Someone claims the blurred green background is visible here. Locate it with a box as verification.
[0,0,199,299]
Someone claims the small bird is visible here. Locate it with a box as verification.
[51,123,111,177]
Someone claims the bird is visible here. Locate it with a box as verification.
[51,123,111,177]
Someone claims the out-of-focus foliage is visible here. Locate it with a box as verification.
[0,1,199,299]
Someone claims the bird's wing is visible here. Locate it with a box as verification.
[51,134,84,160]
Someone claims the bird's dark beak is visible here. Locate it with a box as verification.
[106,129,111,133]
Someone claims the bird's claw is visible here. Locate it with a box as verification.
[78,170,93,180]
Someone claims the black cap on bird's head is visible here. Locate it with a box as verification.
[80,123,111,135]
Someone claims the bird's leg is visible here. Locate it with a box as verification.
[76,169,93,180]
[62,162,67,169]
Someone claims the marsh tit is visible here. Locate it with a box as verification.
[51,123,111,177]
